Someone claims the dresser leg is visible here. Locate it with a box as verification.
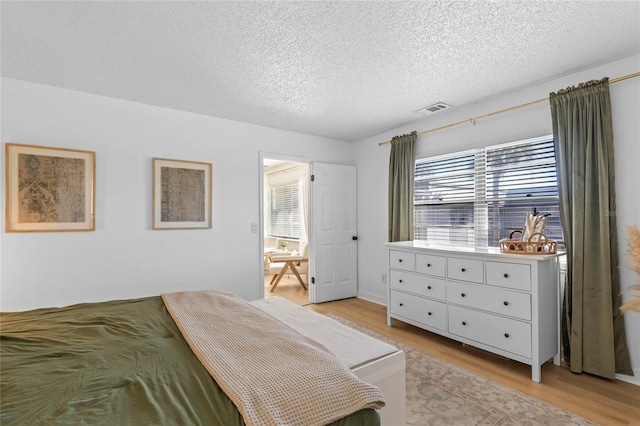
[532,365,541,383]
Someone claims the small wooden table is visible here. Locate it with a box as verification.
[269,255,308,292]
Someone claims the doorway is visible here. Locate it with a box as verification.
[260,154,311,305]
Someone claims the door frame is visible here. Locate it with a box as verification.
[258,151,312,300]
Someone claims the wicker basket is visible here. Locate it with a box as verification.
[499,231,557,255]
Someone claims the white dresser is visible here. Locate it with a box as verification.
[386,241,563,382]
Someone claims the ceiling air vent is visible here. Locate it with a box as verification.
[417,102,450,115]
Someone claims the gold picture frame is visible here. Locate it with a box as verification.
[5,143,96,232]
[153,158,212,230]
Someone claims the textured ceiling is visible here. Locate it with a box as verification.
[2,1,639,141]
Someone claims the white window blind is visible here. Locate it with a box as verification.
[269,182,300,238]
[414,151,476,245]
[414,136,564,248]
[484,137,562,247]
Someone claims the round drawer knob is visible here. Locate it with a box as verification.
[427,286,432,290]
[427,263,431,267]
[399,303,403,307]
[461,293,466,297]
[504,273,509,278]
[428,312,432,316]
[504,333,510,338]
[461,268,466,272]
[398,259,403,262]
[462,321,467,326]
[503,301,509,306]
[399,279,403,283]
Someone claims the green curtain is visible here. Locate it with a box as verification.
[388,131,417,242]
[550,78,633,379]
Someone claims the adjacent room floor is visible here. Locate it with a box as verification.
[263,273,309,306]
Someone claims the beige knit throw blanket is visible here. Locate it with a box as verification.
[162,290,385,426]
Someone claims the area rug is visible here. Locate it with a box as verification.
[326,314,596,426]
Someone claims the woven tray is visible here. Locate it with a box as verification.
[499,231,557,255]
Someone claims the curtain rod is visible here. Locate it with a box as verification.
[378,71,640,146]
[266,165,298,176]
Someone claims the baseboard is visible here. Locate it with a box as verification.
[616,368,640,386]
[357,291,386,306]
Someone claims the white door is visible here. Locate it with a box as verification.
[309,163,358,303]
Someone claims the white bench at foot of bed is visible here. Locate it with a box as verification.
[251,297,406,426]
[351,350,406,425]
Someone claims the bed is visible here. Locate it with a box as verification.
[1,291,405,425]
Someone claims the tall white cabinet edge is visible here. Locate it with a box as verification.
[385,241,563,383]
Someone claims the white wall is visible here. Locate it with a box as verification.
[0,78,353,311]
[353,55,640,383]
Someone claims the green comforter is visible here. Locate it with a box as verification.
[1,296,379,425]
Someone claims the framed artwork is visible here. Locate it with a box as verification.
[153,158,212,230]
[5,143,96,232]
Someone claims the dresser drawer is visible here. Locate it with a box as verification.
[416,253,446,277]
[447,257,484,283]
[447,281,532,321]
[390,270,446,301]
[390,290,447,331]
[390,250,415,271]
[448,305,532,358]
[486,261,532,291]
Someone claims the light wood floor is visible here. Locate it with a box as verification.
[264,274,310,305]
[266,278,640,425]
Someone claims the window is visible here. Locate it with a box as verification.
[414,136,564,248]
[414,151,476,245]
[268,182,300,238]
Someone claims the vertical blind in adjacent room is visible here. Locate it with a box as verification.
[414,136,564,248]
